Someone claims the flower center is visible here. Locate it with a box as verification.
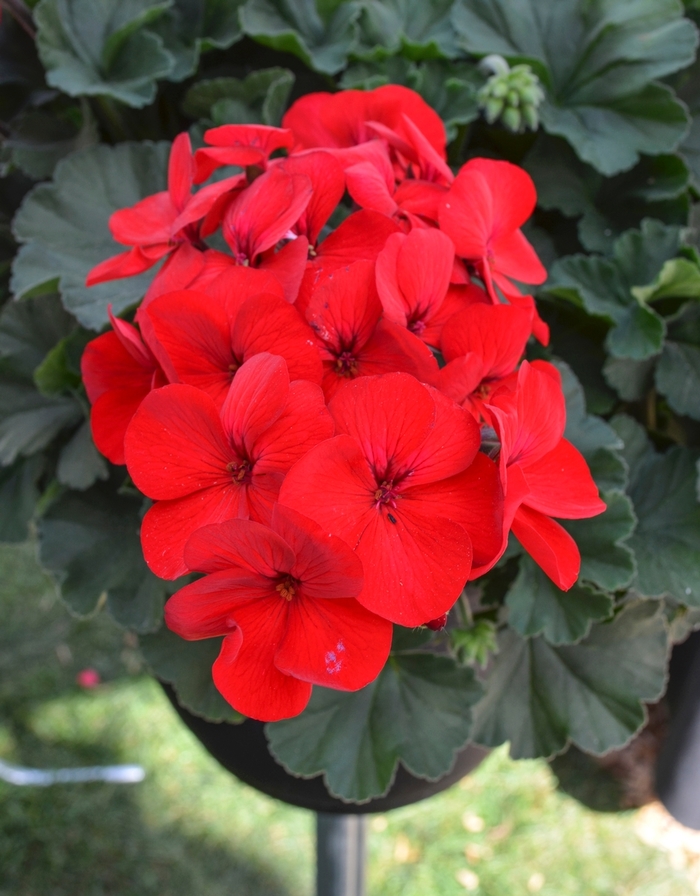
[228,357,241,376]
[226,458,252,484]
[409,317,426,336]
[373,480,399,510]
[334,351,359,378]
[275,576,298,601]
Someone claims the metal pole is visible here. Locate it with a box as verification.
[316,813,366,896]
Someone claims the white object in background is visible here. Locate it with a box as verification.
[0,759,145,786]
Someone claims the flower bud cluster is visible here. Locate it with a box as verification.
[478,55,545,133]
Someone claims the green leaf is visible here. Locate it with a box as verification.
[452,0,696,175]
[341,58,480,141]
[56,420,109,490]
[0,294,76,380]
[354,0,459,60]
[34,337,81,396]
[525,135,690,254]
[240,0,361,75]
[625,441,700,604]
[655,341,700,419]
[12,141,169,330]
[35,0,174,107]
[609,413,655,475]
[149,0,244,82]
[0,455,44,543]
[0,380,81,466]
[472,601,668,759]
[548,220,682,359]
[506,557,614,645]
[557,360,622,458]
[182,68,295,126]
[563,492,637,591]
[8,100,100,181]
[139,626,243,723]
[266,652,482,803]
[632,258,700,303]
[603,355,656,401]
[38,481,166,632]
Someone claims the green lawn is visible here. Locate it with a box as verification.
[0,541,696,896]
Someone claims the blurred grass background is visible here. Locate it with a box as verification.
[0,540,697,896]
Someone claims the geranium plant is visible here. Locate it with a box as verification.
[2,0,700,804]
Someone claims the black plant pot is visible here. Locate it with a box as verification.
[162,682,488,814]
[656,630,700,829]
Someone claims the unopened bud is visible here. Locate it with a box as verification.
[426,613,448,631]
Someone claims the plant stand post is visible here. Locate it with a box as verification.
[316,813,366,896]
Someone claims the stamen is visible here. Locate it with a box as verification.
[226,459,252,483]
[334,351,359,378]
[373,480,399,510]
[275,577,297,600]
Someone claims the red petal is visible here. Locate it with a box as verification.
[491,230,547,285]
[232,292,323,385]
[314,209,401,267]
[90,388,147,466]
[521,439,606,519]
[436,355,486,408]
[85,247,157,286]
[110,192,176,246]
[202,262,285,306]
[511,504,581,591]
[276,596,392,690]
[141,483,249,579]
[220,353,289,453]
[376,229,454,331]
[184,518,296,576]
[345,161,398,217]
[329,373,435,480]
[256,235,309,304]
[224,168,312,261]
[281,150,345,244]
[271,504,363,600]
[213,605,311,721]
[306,259,381,356]
[194,146,266,183]
[440,303,531,377]
[124,383,232,500]
[168,132,194,213]
[171,173,243,235]
[165,568,279,638]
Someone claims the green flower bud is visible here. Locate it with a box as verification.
[490,80,509,99]
[507,89,520,107]
[502,106,522,132]
[522,103,539,131]
[484,97,504,123]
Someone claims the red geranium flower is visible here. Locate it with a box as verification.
[375,228,455,346]
[124,353,333,579]
[86,133,239,289]
[279,373,503,626]
[193,124,295,183]
[436,303,532,421]
[487,361,606,589]
[439,159,547,301]
[165,504,393,721]
[81,309,168,465]
[144,286,322,408]
[304,260,438,400]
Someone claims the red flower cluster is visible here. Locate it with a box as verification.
[83,86,604,721]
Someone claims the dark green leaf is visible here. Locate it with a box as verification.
[35,0,174,107]
[655,341,700,419]
[56,420,109,490]
[0,294,76,380]
[354,0,459,60]
[182,68,295,126]
[452,0,696,175]
[8,100,100,181]
[266,652,482,802]
[149,0,244,82]
[603,356,656,401]
[609,413,655,476]
[525,135,690,253]
[472,601,668,759]
[0,380,81,465]
[556,361,623,459]
[12,142,169,330]
[0,455,43,543]
[240,0,361,75]
[625,442,700,604]
[38,481,166,631]
[548,220,682,359]
[140,625,243,722]
[563,492,637,592]
[341,58,480,141]
[506,557,614,645]
[34,337,82,396]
